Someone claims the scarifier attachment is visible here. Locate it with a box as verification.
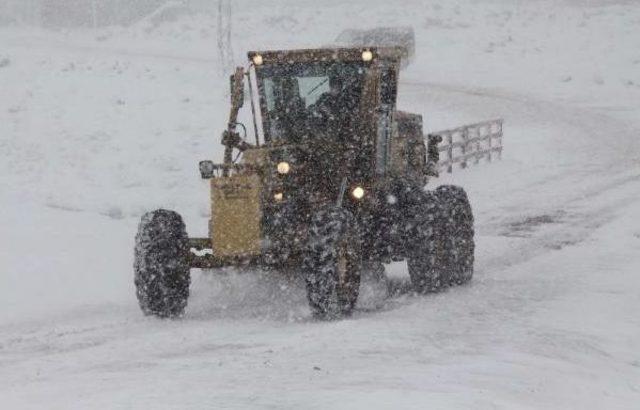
[431,119,503,173]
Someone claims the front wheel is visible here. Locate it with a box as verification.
[303,207,362,319]
[134,209,191,318]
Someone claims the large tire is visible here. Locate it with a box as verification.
[303,207,362,318]
[436,185,475,285]
[405,189,448,293]
[134,209,191,317]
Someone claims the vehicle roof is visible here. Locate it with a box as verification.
[247,47,407,66]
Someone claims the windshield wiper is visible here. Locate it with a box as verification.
[306,77,330,96]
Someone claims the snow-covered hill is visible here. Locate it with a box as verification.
[1,0,639,408]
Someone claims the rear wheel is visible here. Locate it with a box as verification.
[134,209,191,317]
[405,189,448,293]
[436,185,475,285]
[303,207,362,318]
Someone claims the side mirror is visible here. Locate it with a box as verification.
[199,160,215,179]
[229,67,245,108]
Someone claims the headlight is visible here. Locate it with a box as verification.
[274,192,284,201]
[252,54,263,66]
[277,161,291,174]
[361,50,373,62]
[351,186,365,200]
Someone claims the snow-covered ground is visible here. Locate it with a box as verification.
[1,0,639,408]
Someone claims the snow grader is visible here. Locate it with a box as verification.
[134,29,502,318]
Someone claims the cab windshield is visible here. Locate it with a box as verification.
[256,61,367,143]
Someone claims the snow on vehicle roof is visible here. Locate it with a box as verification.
[247,46,407,66]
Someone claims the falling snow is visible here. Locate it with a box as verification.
[1,1,640,409]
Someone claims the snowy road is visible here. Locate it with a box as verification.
[2,172,640,409]
[2,0,640,408]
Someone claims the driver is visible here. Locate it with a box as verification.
[309,74,359,135]
[274,76,306,142]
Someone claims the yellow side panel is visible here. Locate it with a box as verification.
[211,174,262,257]
[241,148,268,167]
